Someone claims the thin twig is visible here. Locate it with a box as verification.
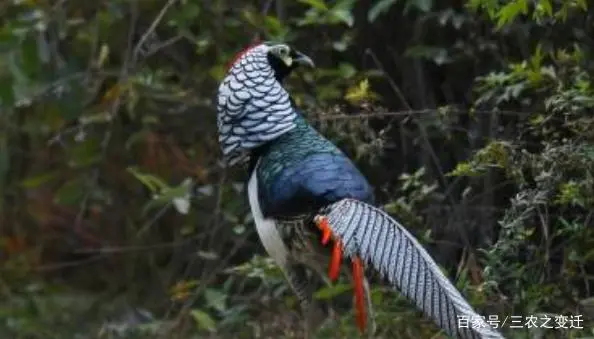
[366,48,457,205]
[33,255,105,272]
[133,0,178,61]
[135,203,173,238]
[73,2,138,245]
[141,35,184,58]
[364,49,411,111]
[312,109,530,121]
[261,0,275,16]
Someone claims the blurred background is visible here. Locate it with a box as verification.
[0,0,593,338]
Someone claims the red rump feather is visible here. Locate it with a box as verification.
[226,40,262,71]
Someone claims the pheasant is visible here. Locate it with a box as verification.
[216,42,504,339]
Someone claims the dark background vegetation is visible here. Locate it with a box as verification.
[0,0,593,338]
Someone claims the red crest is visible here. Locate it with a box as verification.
[226,40,262,71]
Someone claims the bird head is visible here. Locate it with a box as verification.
[217,42,314,167]
[226,42,314,81]
[264,42,315,81]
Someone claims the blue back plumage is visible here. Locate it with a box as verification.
[254,112,374,218]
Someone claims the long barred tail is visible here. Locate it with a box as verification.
[323,199,505,339]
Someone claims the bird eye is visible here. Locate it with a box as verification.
[277,47,289,56]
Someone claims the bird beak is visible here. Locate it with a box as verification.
[293,51,315,68]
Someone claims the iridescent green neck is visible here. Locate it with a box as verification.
[253,112,342,184]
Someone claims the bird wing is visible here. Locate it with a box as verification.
[322,198,505,339]
[248,164,327,326]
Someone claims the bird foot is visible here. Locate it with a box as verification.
[314,215,367,334]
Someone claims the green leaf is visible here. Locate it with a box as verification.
[368,0,398,22]
[20,35,41,78]
[537,0,553,17]
[447,162,481,177]
[330,8,354,27]
[209,65,226,82]
[344,78,379,104]
[54,177,87,206]
[204,289,227,313]
[404,0,433,13]
[7,52,27,84]
[496,0,528,29]
[0,76,15,107]
[127,167,169,193]
[21,172,58,188]
[141,183,188,215]
[67,138,102,167]
[297,0,329,11]
[190,309,216,332]
[333,0,357,11]
[314,283,352,300]
[529,44,543,69]
[338,63,357,78]
[575,0,587,11]
[264,16,287,38]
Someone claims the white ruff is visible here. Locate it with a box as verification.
[217,43,297,166]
